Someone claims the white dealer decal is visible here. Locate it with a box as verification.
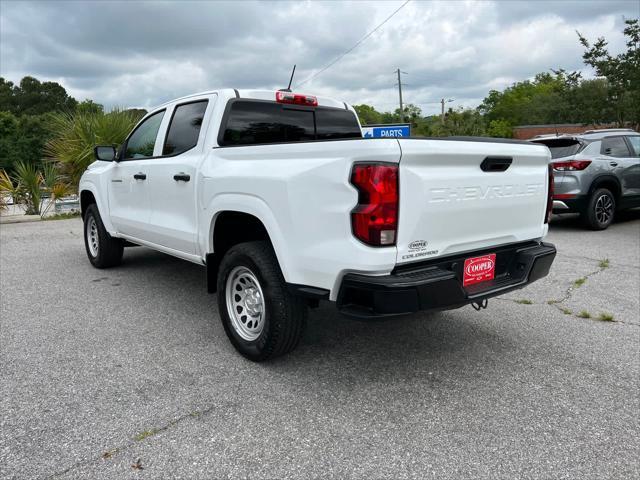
[402,239,438,261]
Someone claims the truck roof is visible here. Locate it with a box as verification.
[156,89,348,110]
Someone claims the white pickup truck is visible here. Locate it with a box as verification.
[80,89,556,361]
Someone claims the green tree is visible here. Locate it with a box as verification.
[76,99,104,115]
[0,76,78,115]
[0,111,51,172]
[432,108,486,137]
[578,18,640,126]
[396,104,422,122]
[353,104,383,125]
[487,119,513,138]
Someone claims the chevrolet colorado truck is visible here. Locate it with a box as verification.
[80,89,556,361]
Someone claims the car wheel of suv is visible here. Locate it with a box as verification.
[217,241,307,361]
[83,204,124,268]
[583,188,616,230]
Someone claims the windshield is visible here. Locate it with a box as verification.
[532,138,583,159]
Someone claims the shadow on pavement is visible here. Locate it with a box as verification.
[116,246,513,382]
[550,208,640,231]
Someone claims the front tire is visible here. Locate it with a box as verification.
[583,188,615,230]
[217,241,307,361]
[83,204,124,268]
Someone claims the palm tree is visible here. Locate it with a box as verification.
[0,169,18,212]
[44,108,145,187]
[40,161,72,216]
[12,161,43,215]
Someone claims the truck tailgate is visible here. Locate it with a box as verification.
[396,138,551,265]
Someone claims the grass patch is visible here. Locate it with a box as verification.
[599,258,610,268]
[515,299,533,305]
[598,312,615,322]
[577,310,591,319]
[134,428,160,442]
[547,299,560,305]
[42,211,80,221]
[573,277,587,287]
[102,448,119,459]
[561,307,572,315]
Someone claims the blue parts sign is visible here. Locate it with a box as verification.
[362,124,411,138]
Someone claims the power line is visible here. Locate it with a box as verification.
[296,0,411,88]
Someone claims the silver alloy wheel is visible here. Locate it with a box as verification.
[595,193,613,225]
[225,266,266,341]
[87,216,99,257]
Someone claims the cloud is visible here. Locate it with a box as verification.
[1,0,637,115]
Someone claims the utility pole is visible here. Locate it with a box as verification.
[395,68,407,121]
[441,98,454,122]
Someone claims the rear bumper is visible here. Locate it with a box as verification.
[552,195,587,214]
[337,241,556,318]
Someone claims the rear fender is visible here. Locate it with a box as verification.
[202,194,292,282]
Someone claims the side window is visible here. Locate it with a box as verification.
[581,141,601,156]
[601,136,631,158]
[125,110,165,159]
[626,136,640,157]
[163,100,208,156]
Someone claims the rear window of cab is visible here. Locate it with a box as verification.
[219,100,361,146]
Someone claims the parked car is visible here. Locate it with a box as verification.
[531,129,640,230]
[79,89,556,361]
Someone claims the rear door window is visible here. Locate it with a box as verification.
[219,100,361,146]
[601,136,631,157]
[163,100,209,156]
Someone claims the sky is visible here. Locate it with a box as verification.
[1,0,638,115]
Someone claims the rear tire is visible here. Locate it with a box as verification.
[217,241,307,361]
[583,188,615,230]
[83,204,124,268]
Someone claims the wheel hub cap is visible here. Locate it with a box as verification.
[87,217,99,257]
[225,266,266,341]
[595,194,613,224]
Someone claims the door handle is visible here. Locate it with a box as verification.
[609,161,618,167]
[480,156,512,172]
[173,173,190,182]
[133,173,147,180]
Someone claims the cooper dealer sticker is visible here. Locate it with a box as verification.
[402,240,438,260]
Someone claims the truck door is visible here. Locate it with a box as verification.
[622,136,640,202]
[143,96,214,255]
[108,109,165,239]
[601,136,640,201]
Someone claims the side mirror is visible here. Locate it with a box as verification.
[94,145,117,162]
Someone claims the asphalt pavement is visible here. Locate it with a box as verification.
[1,212,639,479]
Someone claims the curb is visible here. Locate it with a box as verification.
[0,215,43,225]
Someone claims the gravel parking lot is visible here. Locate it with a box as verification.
[1,212,639,479]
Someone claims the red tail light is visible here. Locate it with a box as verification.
[552,160,591,171]
[545,163,554,224]
[350,163,398,246]
[275,91,318,106]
